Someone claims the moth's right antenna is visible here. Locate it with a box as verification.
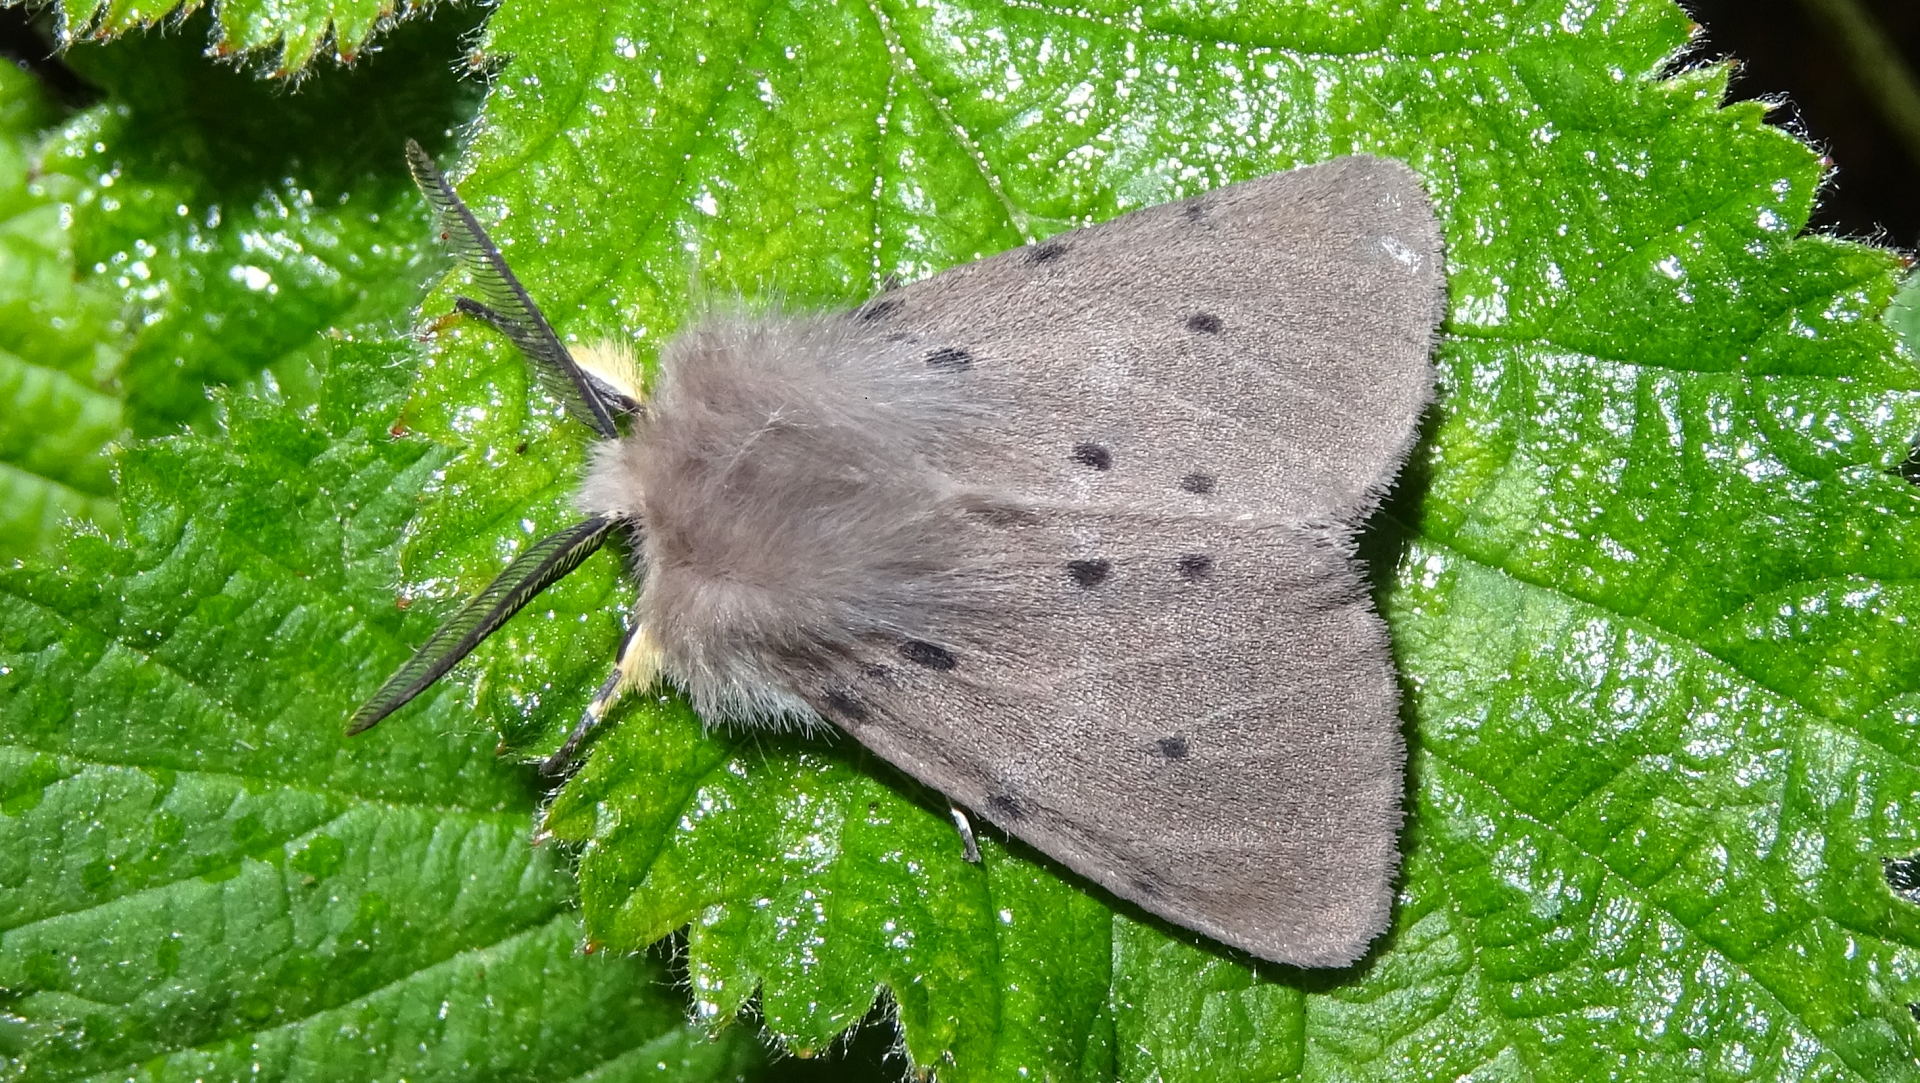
[404,140,636,437]
[349,515,619,735]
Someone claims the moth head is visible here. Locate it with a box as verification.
[571,339,648,416]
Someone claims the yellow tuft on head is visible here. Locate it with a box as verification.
[574,339,647,404]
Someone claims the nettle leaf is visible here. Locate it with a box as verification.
[14,0,1920,1079]
[0,18,769,1083]
[40,7,485,439]
[0,63,123,559]
[0,341,767,1081]
[372,0,1920,1079]
[46,0,443,79]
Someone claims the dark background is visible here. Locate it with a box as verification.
[1686,0,1920,250]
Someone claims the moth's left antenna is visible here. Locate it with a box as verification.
[403,140,632,437]
[349,516,619,734]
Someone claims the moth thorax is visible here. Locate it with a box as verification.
[577,435,652,525]
[572,339,651,524]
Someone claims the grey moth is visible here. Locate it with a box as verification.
[354,143,1445,967]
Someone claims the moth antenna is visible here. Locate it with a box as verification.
[539,621,661,776]
[451,299,645,419]
[348,515,618,735]
[403,139,626,438]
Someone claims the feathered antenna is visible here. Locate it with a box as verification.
[350,516,619,735]
[404,139,638,434]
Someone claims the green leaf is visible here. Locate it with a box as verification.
[0,336,770,1081]
[376,0,1920,1078]
[0,62,123,558]
[0,21,771,1083]
[50,0,442,79]
[42,7,485,438]
[14,0,1920,1079]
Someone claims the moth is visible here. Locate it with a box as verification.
[353,142,1445,968]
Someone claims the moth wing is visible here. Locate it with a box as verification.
[869,153,1444,525]
[811,512,1403,968]
[805,155,1441,964]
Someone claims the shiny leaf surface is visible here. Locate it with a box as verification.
[0,21,768,1083]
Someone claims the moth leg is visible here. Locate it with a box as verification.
[948,803,982,864]
[538,622,662,777]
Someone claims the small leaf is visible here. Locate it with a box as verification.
[52,0,440,80]
[0,62,124,557]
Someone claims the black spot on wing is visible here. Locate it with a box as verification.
[1887,854,1920,899]
[860,663,892,682]
[1027,239,1067,263]
[1071,443,1112,470]
[926,346,974,371]
[1176,554,1213,581]
[1180,472,1216,495]
[1156,735,1189,760]
[1185,312,1222,334]
[1066,559,1111,589]
[900,639,958,670]
[858,296,902,322]
[987,793,1025,821]
[1183,201,1207,222]
[822,686,870,723]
